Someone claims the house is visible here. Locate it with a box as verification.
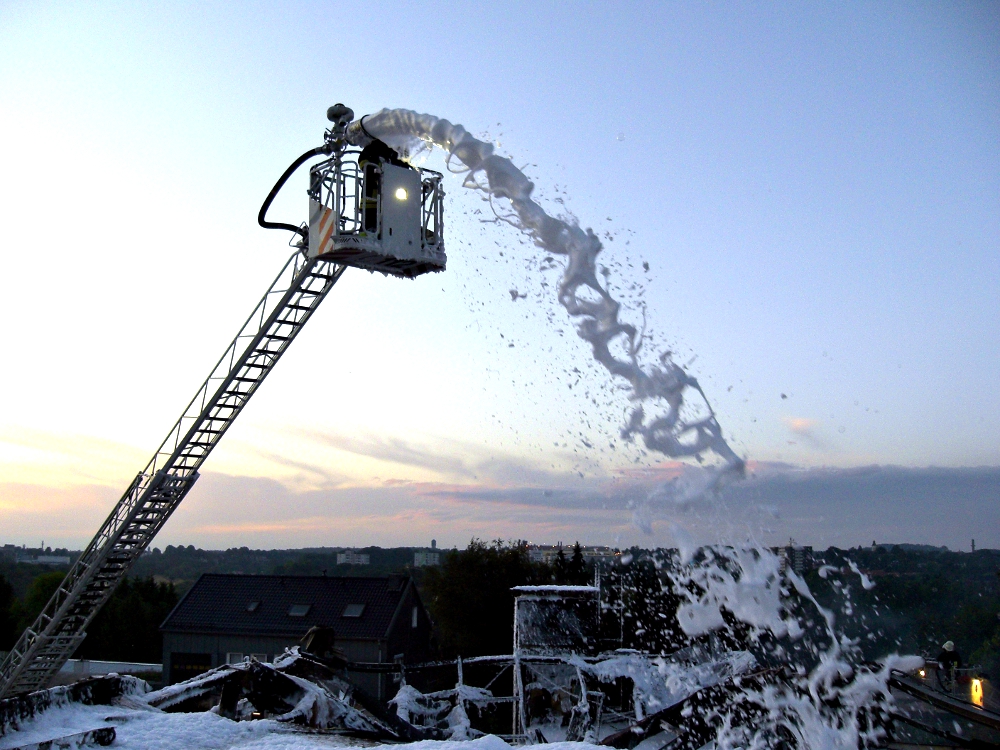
[336,551,370,565]
[160,574,432,699]
[413,551,439,567]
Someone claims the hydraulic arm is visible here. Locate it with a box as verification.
[0,104,445,699]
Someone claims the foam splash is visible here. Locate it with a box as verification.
[656,546,923,748]
[347,110,744,495]
[348,110,912,748]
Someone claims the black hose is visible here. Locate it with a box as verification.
[258,145,330,239]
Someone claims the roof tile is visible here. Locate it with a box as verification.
[161,574,409,640]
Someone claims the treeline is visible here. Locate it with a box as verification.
[2,542,998,680]
[422,539,592,657]
[0,569,176,663]
[422,542,756,660]
[810,546,1000,678]
[423,542,1000,679]
[129,545,433,590]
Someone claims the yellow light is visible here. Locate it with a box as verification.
[972,678,983,707]
[918,669,926,678]
[394,187,408,201]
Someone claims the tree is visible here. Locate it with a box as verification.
[75,577,177,663]
[423,539,548,657]
[568,542,589,585]
[553,547,569,584]
[18,571,65,632]
[13,571,176,663]
[0,574,18,651]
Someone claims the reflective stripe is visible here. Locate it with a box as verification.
[318,206,337,254]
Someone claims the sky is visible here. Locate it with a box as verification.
[0,1,997,552]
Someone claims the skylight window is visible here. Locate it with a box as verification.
[342,603,365,618]
[246,601,260,613]
[288,604,311,617]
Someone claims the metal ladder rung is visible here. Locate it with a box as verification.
[0,255,347,701]
[308,271,338,282]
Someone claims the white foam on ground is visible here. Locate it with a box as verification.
[0,699,605,750]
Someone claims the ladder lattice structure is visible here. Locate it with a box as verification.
[0,251,345,698]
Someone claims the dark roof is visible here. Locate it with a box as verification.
[161,574,414,639]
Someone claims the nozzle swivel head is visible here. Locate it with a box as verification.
[324,104,355,153]
[327,104,354,126]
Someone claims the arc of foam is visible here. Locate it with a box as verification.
[348,110,744,482]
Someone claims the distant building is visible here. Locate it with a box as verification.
[772,540,813,575]
[413,551,440,567]
[14,554,71,566]
[527,544,615,565]
[160,574,432,699]
[336,551,370,566]
[36,555,72,566]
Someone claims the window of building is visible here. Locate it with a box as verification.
[393,653,404,684]
[226,652,244,664]
[342,603,365,618]
[411,605,418,628]
[288,604,311,617]
[251,653,268,662]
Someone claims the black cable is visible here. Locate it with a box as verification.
[258,145,330,239]
[359,115,374,141]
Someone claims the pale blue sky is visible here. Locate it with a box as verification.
[0,2,997,549]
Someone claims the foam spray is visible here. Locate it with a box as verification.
[347,109,744,489]
[348,110,917,748]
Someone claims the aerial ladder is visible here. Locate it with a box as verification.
[0,104,446,699]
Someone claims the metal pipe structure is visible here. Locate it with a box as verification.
[0,251,346,697]
[0,104,442,699]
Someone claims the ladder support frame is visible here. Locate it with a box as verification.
[0,251,346,698]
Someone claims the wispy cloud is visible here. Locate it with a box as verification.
[782,416,827,450]
[251,449,349,488]
[3,424,998,552]
[298,428,589,488]
[0,426,146,487]
[305,430,475,478]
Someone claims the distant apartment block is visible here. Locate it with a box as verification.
[3,544,72,566]
[337,551,370,566]
[527,544,616,565]
[413,551,440,567]
[16,554,72,566]
[772,540,813,575]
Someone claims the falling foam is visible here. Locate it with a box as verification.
[640,546,923,749]
[347,110,915,748]
[347,110,744,495]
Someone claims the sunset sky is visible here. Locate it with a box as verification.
[1,2,997,551]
